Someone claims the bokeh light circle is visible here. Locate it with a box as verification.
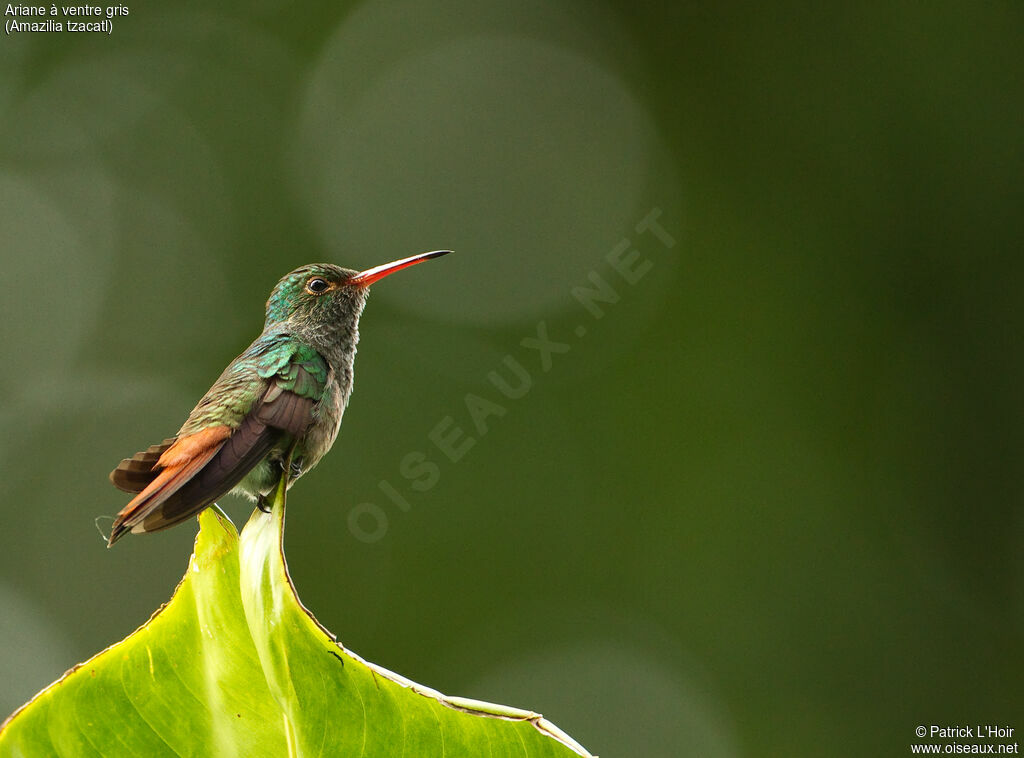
[293,1,673,326]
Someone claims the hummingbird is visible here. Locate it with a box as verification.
[107,250,451,547]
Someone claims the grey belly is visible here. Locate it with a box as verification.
[231,458,281,500]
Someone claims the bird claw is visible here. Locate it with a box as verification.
[256,495,272,514]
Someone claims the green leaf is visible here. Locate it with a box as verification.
[0,485,593,758]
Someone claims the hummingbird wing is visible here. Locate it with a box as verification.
[108,337,329,545]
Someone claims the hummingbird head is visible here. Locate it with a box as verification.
[264,251,451,363]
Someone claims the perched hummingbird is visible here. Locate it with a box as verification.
[107,250,450,546]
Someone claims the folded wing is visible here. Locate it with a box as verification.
[107,351,323,545]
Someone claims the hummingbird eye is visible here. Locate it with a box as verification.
[306,277,330,294]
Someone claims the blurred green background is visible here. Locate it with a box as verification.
[2,1,1022,755]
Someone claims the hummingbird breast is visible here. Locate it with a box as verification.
[300,379,348,474]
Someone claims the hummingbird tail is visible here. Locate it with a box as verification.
[107,426,231,546]
[109,439,176,493]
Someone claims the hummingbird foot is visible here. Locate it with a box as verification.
[256,494,272,514]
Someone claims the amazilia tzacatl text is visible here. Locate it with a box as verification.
[107,250,451,546]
